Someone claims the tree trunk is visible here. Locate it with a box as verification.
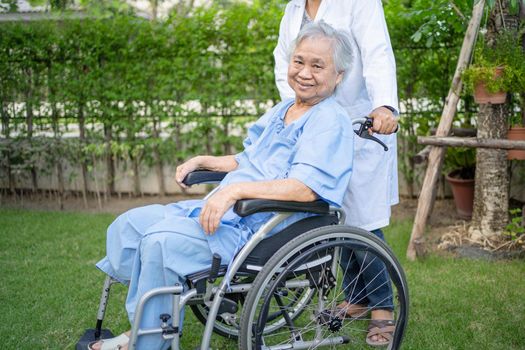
[132,155,142,197]
[104,123,115,198]
[1,100,14,194]
[223,117,232,155]
[126,111,142,197]
[78,101,89,208]
[25,69,38,192]
[49,64,65,210]
[520,2,525,126]
[469,0,518,240]
[150,0,158,20]
[152,116,166,197]
[51,101,65,210]
[470,104,509,239]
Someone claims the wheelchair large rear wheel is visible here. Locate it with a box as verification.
[190,277,316,340]
[239,225,409,350]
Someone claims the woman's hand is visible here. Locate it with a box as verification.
[199,185,239,235]
[176,155,239,189]
[175,156,201,189]
[369,106,398,135]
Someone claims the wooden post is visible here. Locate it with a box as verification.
[418,136,525,150]
[406,0,486,260]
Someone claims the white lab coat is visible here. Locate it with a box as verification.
[274,0,399,230]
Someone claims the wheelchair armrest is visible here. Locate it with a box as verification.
[182,170,228,186]
[233,199,330,217]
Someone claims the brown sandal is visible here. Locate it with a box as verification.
[366,319,395,347]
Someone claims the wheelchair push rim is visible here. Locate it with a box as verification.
[239,225,409,350]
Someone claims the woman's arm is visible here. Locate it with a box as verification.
[175,155,238,189]
[199,179,316,234]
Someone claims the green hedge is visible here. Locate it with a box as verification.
[0,0,476,196]
[0,1,283,195]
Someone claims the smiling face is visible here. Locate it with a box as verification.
[287,36,343,106]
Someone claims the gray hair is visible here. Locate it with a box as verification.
[288,21,353,76]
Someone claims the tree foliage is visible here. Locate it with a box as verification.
[0,1,283,193]
[2,0,516,196]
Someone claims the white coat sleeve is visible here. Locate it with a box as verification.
[351,0,399,114]
[273,8,295,101]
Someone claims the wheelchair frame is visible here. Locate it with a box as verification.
[84,117,408,350]
[93,206,345,350]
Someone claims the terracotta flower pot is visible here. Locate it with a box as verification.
[446,169,475,220]
[473,67,507,104]
[508,127,525,160]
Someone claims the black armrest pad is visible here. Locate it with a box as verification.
[233,199,330,217]
[182,170,228,186]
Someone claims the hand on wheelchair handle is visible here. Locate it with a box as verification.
[354,116,397,152]
[368,106,399,135]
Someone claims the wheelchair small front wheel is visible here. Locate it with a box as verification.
[238,225,409,350]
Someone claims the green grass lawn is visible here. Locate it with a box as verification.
[0,209,524,349]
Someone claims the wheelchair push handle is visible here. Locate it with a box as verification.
[352,117,398,152]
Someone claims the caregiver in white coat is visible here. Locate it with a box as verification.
[274,0,399,346]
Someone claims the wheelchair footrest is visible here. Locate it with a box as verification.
[76,328,114,350]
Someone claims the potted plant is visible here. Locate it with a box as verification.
[462,31,525,104]
[464,65,507,104]
[508,112,525,160]
[444,147,476,219]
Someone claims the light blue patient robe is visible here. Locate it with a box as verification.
[95,96,354,349]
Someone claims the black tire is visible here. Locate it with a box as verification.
[239,225,409,350]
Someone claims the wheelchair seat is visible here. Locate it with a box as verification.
[187,214,338,287]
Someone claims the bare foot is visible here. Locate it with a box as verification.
[89,331,131,350]
[336,300,369,318]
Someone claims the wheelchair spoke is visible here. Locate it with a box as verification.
[240,227,409,350]
[338,251,380,307]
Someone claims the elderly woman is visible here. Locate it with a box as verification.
[90,21,354,350]
[274,1,399,346]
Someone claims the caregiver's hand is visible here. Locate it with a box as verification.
[369,106,398,135]
[200,185,239,235]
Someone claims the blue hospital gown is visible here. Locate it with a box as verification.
[95,96,354,349]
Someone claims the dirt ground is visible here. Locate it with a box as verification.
[0,190,201,215]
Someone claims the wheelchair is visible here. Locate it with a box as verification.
[77,118,409,350]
